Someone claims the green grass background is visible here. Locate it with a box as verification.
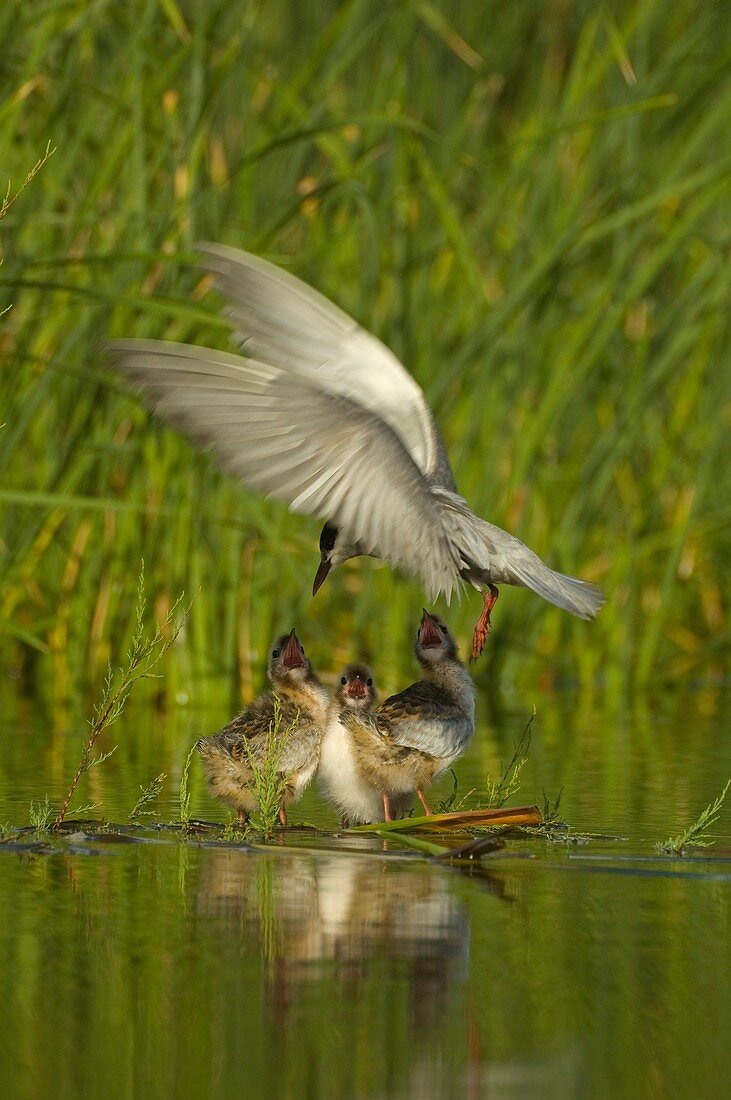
[1,0,729,707]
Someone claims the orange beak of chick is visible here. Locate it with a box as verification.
[279,629,305,669]
[418,609,443,648]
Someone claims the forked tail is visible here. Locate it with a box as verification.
[507,555,604,619]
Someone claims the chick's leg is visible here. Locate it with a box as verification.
[417,789,432,816]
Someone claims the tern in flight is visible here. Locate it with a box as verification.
[110,244,603,658]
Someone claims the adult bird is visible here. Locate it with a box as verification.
[109,244,604,657]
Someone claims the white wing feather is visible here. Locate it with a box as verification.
[108,341,463,601]
[197,243,452,485]
[108,248,603,621]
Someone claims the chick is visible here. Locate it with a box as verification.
[197,630,327,826]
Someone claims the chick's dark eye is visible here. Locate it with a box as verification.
[340,676,347,685]
[441,626,448,635]
[272,649,280,659]
[367,678,373,686]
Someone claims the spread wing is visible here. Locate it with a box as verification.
[108,340,463,601]
[197,243,456,490]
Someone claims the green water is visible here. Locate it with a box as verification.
[1,684,729,1099]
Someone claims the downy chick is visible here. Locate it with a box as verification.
[319,664,412,827]
[342,610,475,819]
[197,630,327,827]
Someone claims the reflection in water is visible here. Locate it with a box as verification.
[2,682,730,1098]
[194,847,589,1098]
[197,849,470,1032]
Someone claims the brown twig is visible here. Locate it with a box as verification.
[353,804,543,834]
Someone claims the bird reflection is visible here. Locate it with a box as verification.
[197,848,472,1029]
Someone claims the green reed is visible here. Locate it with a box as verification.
[0,1,728,710]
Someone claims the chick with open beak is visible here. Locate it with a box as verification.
[339,610,475,820]
[319,664,395,828]
[196,630,328,827]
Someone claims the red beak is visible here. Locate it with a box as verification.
[312,558,331,596]
[418,609,443,649]
[279,630,305,670]
[344,676,368,699]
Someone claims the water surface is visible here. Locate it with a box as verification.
[1,682,729,1098]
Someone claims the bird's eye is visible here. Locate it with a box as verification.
[367,678,373,686]
[272,649,280,658]
[340,676,347,685]
[441,626,448,635]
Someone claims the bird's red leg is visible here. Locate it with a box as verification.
[278,802,288,827]
[382,793,393,822]
[340,815,350,830]
[417,788,432,816]
[237,809,247,828]
[471,584,500,661]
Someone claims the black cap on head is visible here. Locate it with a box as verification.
[319,523,339,553]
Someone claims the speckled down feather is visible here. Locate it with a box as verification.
[318,664,412,824]
[340,709,443,797]
[198,690,320,776]
[196,636,327,819]
[336,613,476,811]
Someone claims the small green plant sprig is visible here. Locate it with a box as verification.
[1,142,56,324]
[29,796,53,831]
[219,817,250,842]
[178,746,197,829]
[240,697,298,839]
[439,710,557,820]
[55,565,192,828]
[128,772,167,824]
[542,787,564,824]
[0,141,55,225]
[656,780,730,854]
[436,770,476,814]
[484,709,535,809]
